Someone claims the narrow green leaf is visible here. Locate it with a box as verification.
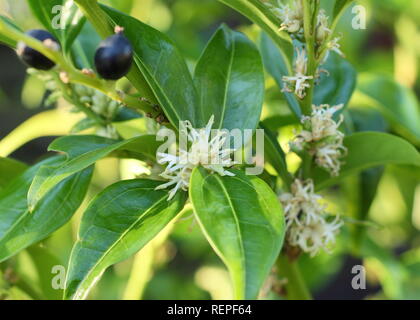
[314,52,357,108]
[26,246,65,300]
[0,157,27,190]
[314,132,420,189]
[333,0,353,22]
[101,5,199,127]
[64,179,187,300]
[259,123,292,187]
[219,0,294,73]
[357,73,420,143]
[28,134,161,209]
[0,15,21,48]
[60,0,86,53]
[0,156,93,263]
[194,25,264,130]
[190,168,285,299]
[70,21,101,69]
[260,32,301,118]
[26,0,63,39]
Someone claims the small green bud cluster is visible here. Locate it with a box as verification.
[73,84,121,121]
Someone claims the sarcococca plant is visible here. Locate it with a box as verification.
[0,0,419,301]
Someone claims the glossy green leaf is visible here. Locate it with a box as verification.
[259,123,292,187]
[0,15,21,48]
[26,245,65,300]
[70,21,101,69]
[194,25,264,130]
[0,157,27,190]
[28,134,161,210]
[333,0,353,22]
[64,179,187,300]
[261,114,299,132]
[219,0,294,72]
[0,156,93,263]
[26,0,63,39]
[314,132,420,189]
[314,52,357,108]
[190,168,285,299]
[357,73,420,143]
[260,32,301,118]
[60,0,86,53]
[101,5,199,127]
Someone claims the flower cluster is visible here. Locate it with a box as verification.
[266,0,304,34]
[291,104,346,176]
[156,116,236,200]
[315,9,345,61]
[279,179,343,257]
[282,48,314,99]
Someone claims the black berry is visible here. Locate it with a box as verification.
[94,31,133,80]
[17,29,59,70]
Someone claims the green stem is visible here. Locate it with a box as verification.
[276,254,312,300]
[301,0,317,116]
[301,151,313,179]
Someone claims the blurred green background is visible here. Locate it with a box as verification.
[0,0,419,300]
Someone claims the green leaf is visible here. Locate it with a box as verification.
[0,15,22,48]
[190,168,285,299]
[361,236,408,299]
[26,245,65,300]
[70,118,97,133]
[333,0,353,22]
[64,179,187,300]
[259,123,292,187]
[70,21,101,69]
[357,73,420,143]
[26,0,63,39]
[260,32,301,118]
[314,132,420,189]
[0,156,93,263]
[314,52,357,108]
[101,5,199,127]
[28,134,161,210]
[60,0,87,53]
[0,157,27,190]
[194,25,264,130]
[219,0,294,73]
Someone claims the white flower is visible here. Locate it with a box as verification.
[156,116,236,200]
[316,9,332,43]
[279,179,343,257]
[287,215,343,257]
[282,48,314,99]
[266,0,303,34]
[327,35,345,58]
[279,179,324,228]
[292,104,347,176]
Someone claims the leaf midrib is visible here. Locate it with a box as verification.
[71,189,168,299]
[212,174,246,296]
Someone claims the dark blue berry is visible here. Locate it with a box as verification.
[17,29,59,70]
[94,32,133,80]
